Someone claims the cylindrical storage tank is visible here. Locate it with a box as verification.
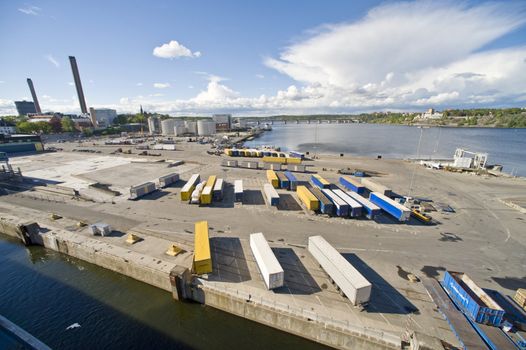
[197,120,216,136]
[161,119,176,135]
[185,121,198,134]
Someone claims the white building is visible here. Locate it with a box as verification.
[89,108,117,127]
[415,108,443,120]
[0,120,16,135]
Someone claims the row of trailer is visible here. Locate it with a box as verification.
[222,159,306,172]
[129,172,180,200]
[224,149,303,165]
[266,170,298,190]
[180,174,226,205]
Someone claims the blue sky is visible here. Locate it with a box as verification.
[1,0,526,116]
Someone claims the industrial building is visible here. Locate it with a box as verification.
[89,108,117,127]
[14,101,37,116]
[212,114,232,131]
[0,120,16,135]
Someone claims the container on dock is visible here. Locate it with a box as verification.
[285,157,302,165]
[181,174,200,201]
[250,232,284,290]
[193,221,212,275]
[369,192,410,221]
[263,183,279,206]
[296,186,319,211]
[308,236,371,305]
[239,161,259,169]
[284,171,298,191]
[346,191,381,219]
[263,162,282,171]
[266,170,279,188]
[231,149,239,157]
[311,174,330,189]
[339,176,365,194]
[262,156,287,164]
[276,172,290,190]
[212,178,224,201]
[361,178,392,197]
[234,180,243,202]
[158,173,179,188]
[288,164,306,173]
[199,176,216,205]
[221,159,238,167]
[321,189,349,216]
[332,189,363,217]
[442,271,505,326]
[191,181,206,204]
[224,149,233,156]
[130,181,157,199]
[309,187,334,215]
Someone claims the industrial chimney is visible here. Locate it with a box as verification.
[26,78,42,114]
[68,56,88,114]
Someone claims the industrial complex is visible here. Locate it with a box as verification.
[0,124,525,350]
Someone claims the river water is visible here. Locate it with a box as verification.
[245,124,526,176]
[0,235,327,350]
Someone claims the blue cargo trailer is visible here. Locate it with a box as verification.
[332,189,363,217]
[311,174,330,189]
[276,172,290,190]
[369,192,411,222]
[322,189,349,217]
[309,187,334,215]
[284,171,298,191]
[346,191,381,219]
[339,176,366,195]
[442,271,505,327]
[232,149,239,156]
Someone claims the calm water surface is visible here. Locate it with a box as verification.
[245,124,526,176]
[0,235,327,350]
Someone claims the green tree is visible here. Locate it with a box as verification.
[61,117,75,132]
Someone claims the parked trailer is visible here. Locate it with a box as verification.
[311,174,330,189]
[250,232,284,290]
[129,181,157,199]
[158,173,179,188]
[181,174,200,201]
[200,176,217,205]
[442,271,505,326]
[369,192,410,221]
[287,164,307,173]
[322,189,349,216]
[262,156,287,164]
[239,161,259,169]
[361,178,392,197]
[212,178,224,201]
[346,191,381,219]
[266,170,279,188]
[234,180,243,202]
[309,187,334,215]
[296,186,319,211]
[276,172,290,190]
[339,176,365,194]
[221,160,238,167]
[193,221,212,275]
[191,181,206,204]
[284,171,298,190]
[308,236,371,305]
[263,162,282,171]
[332,189,363,217]
[263,183,280,206]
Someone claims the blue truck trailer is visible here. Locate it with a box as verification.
[309,187,334,215]
[311,174,330,189]
[332,189,363,217]
[346,191,381,219]
[284,171,298,191]
[339,176,366,195]
[322,189,349,217]
[442,271,505,327]
[276,172,290,189]
[369,192,411,222]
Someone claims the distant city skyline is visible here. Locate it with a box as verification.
[1,0,526,116]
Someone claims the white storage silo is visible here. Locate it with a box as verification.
[161,119,176,135]
[185,121,197,135]
[197,120,216,136]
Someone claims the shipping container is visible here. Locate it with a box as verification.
[266,170,279,188]
[234,180,243,202]
[346,191,381,219]
[284,171,298,191]
[276,172,290,190]
[224,149,233,156]
[296,186,319,211]
[289,151,305,159]
[193,221,212,275]
[309,187,334,214]
[212,178,224,201]
[158,173,179,188]
[181,174,200,201]
[286,157,302,165]
[191,181,206,204]
[262,156,287,164]
[369,192,410,221]
[221,159,238,167]
[200,186,213,205]
[250,232,284,290]
[264,163,282,171]
[288,164,307,173]
[129,181,157,199]
[361,178,392,197]
[263,183,280,206]
[339,176,366,194]
[240,161,259,169]
[311,174,330,189]
[442,271,505,326]
[322,189,349,216]
[231,149,239,157]
[332,189,363,217]
[308,236,371,305]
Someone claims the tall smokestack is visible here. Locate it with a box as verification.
[26,78,42,114]
[68,56,88,114]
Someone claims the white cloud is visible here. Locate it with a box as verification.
[153,40,201,59]
[256,74,265,79]
[67,82,74,86]
[153,82,170,89]
[18,5,41,16]
[46,54,60,68]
